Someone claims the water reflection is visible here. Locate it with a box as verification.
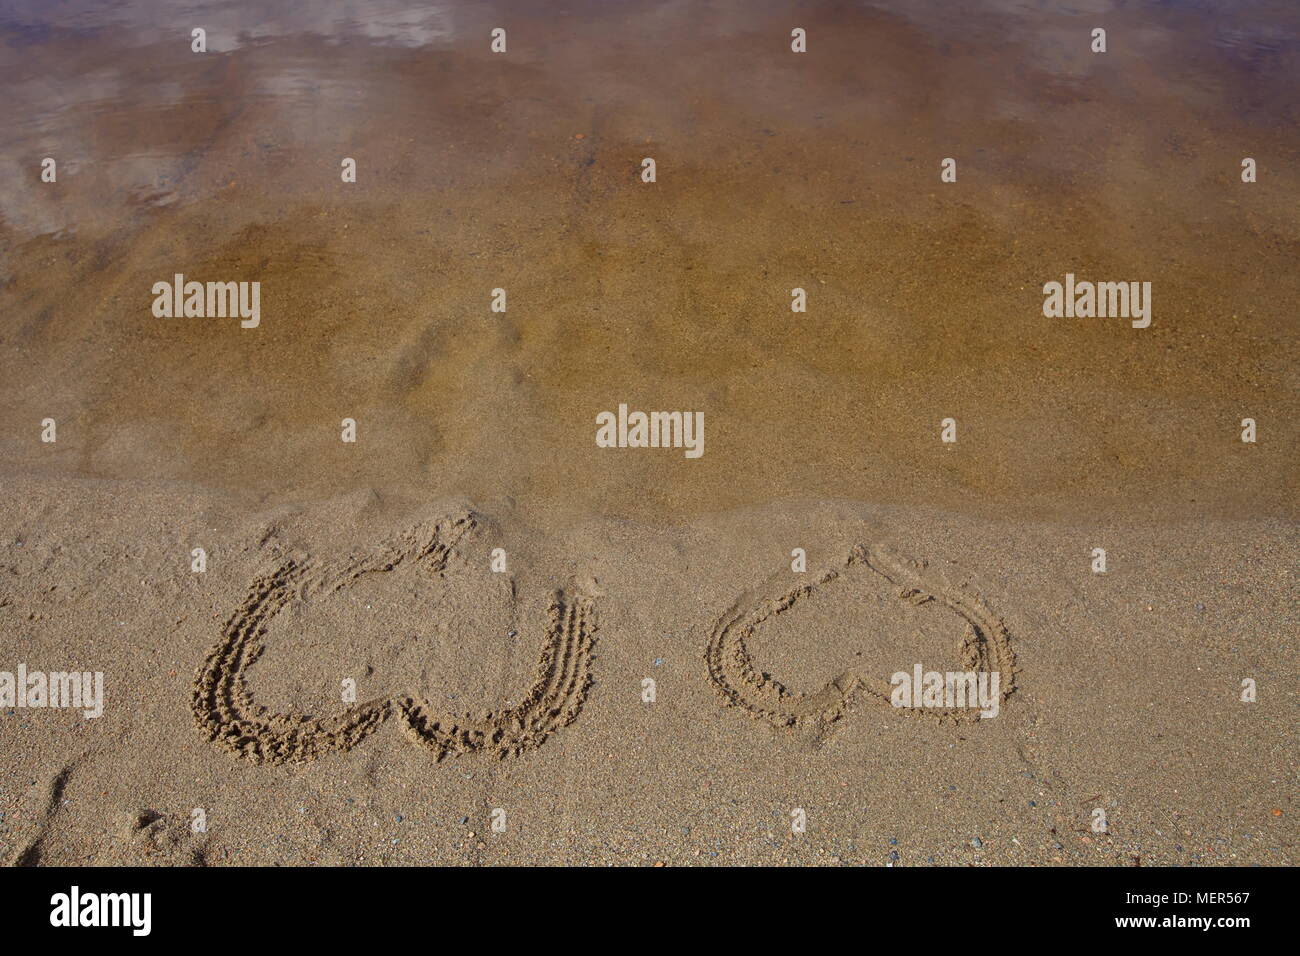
[0,1,1295,522]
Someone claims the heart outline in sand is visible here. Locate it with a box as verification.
[705,544,1016,738]
[191,512,597,765]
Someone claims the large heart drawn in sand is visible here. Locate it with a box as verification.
[191,512,597,765]
[705,545,1016,737]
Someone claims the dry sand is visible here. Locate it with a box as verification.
[0,0,1296,865]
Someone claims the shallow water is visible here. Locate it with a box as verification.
[1,0,1296,524]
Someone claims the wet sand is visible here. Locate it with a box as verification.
[0,0,1296,865]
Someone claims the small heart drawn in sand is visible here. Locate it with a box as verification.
[705,544,1016,740]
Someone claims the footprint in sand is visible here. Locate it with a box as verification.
[705,544,1016,738]
[191,511,597,765]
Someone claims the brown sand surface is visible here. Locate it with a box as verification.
[0,0,1296,865]
[0,478,1295,865]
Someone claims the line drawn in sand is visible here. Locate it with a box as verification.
[191,511,597,765]
[706,544,1017,739]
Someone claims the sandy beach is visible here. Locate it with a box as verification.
[0,0,1295,866]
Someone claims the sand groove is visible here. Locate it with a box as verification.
[706,545,1017,732]
[9,756,85,866]
[191,512,598,765]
